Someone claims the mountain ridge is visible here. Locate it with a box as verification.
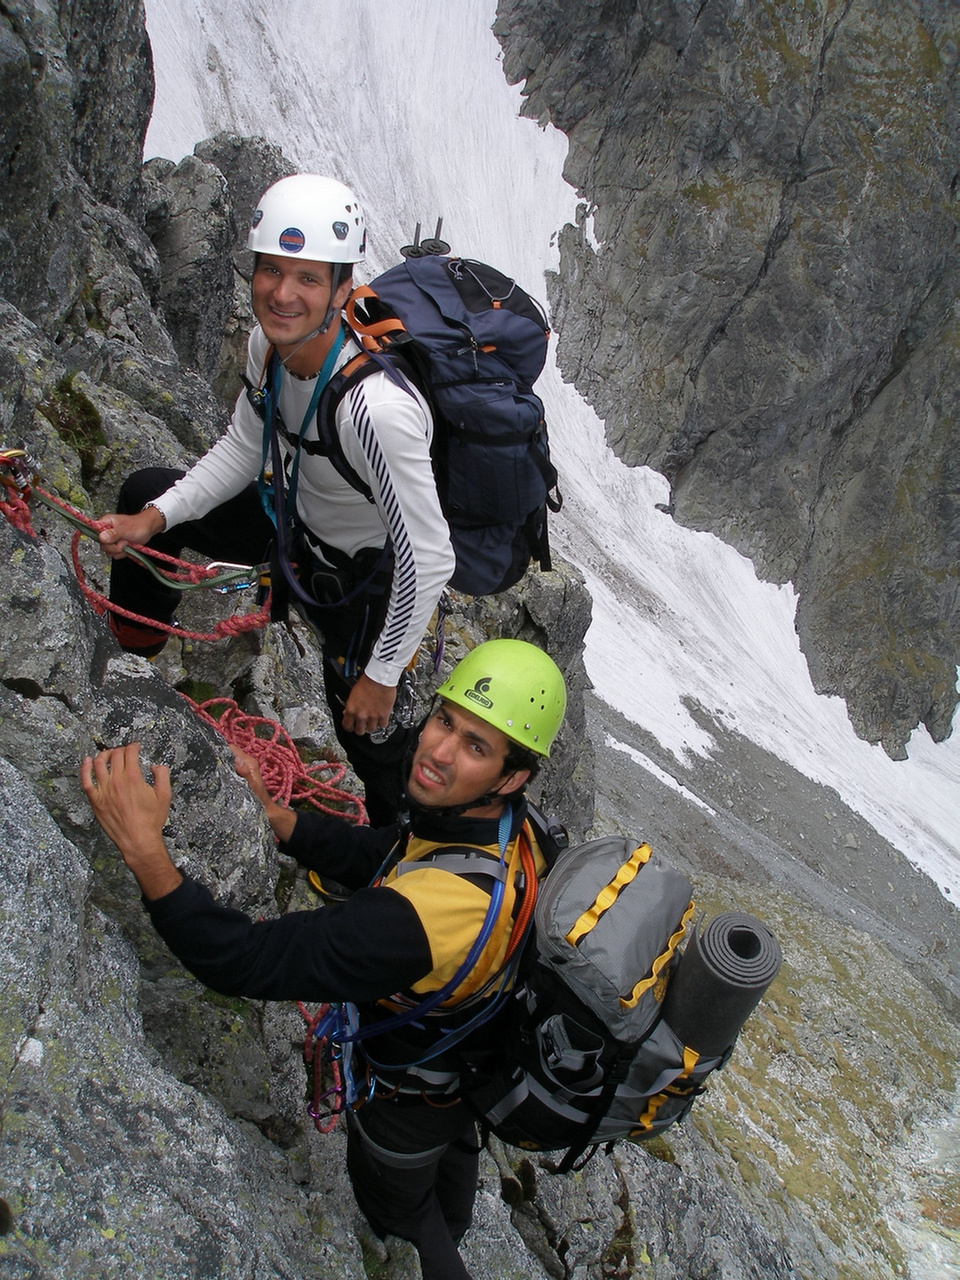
[495,0,960,760]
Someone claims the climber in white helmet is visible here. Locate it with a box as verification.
[96,174,455,825]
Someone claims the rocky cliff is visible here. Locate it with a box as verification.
[494,0,960,760]
[1,3,958,1279]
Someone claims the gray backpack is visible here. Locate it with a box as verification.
[462,834,781,1172]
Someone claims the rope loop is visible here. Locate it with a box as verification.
[70,526,273,641]
[180,694,366,823]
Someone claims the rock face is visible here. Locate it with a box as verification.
[1,3,958,1279]
[494,0,960,759]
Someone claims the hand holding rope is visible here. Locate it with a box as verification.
[1,449,273,641]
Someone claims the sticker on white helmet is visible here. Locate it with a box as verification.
[279,227,305,253]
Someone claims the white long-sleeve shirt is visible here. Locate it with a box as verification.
[154,325,455,686]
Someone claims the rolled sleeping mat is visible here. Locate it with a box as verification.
[661,912,782,1057]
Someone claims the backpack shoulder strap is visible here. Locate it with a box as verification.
[524,800,570,867]
[383,827,539,1011]
[393,845,512,884]
[314,340,427,504]
[345,284,407,348]
[312,353,377,502]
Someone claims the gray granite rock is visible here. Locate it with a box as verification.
[495,0,960,758]
[0,754,367,1279]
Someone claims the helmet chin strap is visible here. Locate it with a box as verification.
[276,326,325,369]
[403,786,514,822]
[314,261,345,337]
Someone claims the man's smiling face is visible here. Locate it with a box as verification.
[251,254,349,351]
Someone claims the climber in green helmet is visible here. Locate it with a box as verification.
[81,638,566,1280]
[405,637,565,811]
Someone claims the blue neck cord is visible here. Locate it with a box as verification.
[259,324,346,525]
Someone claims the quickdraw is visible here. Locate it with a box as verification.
[298,1002,360,1131]
[300,1004,342,1131]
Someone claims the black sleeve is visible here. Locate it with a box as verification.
[279,812,399,889]
[146,876,433,1003]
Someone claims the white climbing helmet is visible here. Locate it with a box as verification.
[247,174,366,262]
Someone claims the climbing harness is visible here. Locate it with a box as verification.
[298,804,541,1129]
[247,332,399,626]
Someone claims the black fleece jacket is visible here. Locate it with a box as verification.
[145,804,526,1006]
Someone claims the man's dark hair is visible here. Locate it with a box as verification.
[502,740,542,786]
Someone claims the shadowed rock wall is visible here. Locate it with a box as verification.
[495,0,960,759]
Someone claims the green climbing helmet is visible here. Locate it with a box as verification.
[436,639,566,758]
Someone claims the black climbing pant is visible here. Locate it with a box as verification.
[109,467,411,826]
[346,1099,479,1280]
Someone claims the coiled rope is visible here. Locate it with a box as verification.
[181,695,366,823]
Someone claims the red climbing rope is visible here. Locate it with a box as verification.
[186,699,365,1138]
[0,456,37,536]
[181,695,369,1107]
[184,694,372,1134]
[71,528,272,642]
[181,695,367,824]
[0,465,272,641]
[299,1002,345,1133]
[0,489,34,535]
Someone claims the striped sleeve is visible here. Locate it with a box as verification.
[337,372,455,684]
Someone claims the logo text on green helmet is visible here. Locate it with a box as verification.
[464,677,493,710]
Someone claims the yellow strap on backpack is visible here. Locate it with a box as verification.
[565,843,653,946]
[620,902,696,1009]
[633,1045,701,1132]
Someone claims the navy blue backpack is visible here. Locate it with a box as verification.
[320,254,562,596]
